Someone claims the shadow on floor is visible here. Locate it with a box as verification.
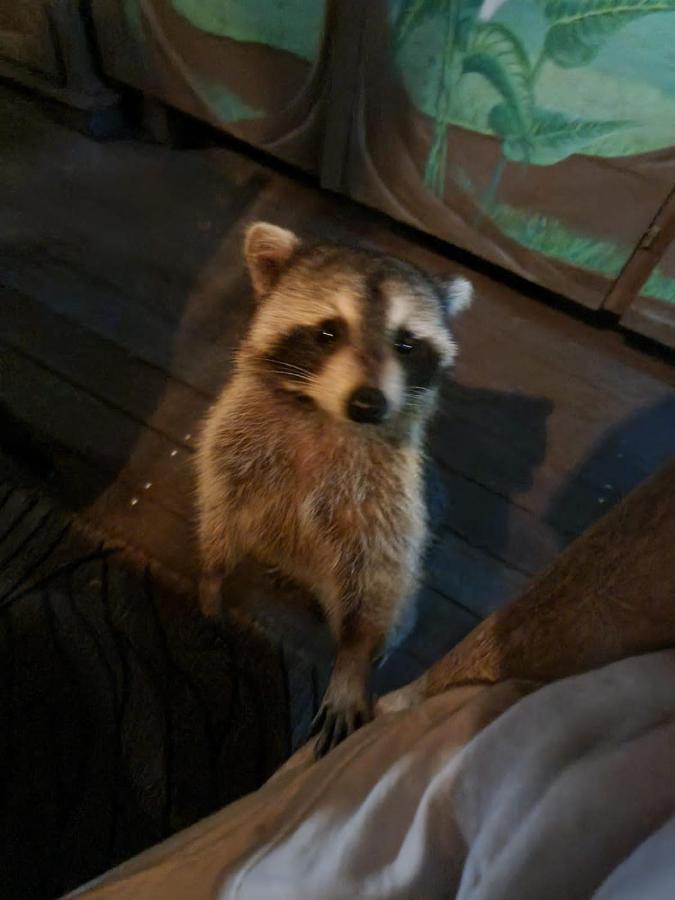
[547,395,675,540]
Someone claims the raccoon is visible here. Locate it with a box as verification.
[196,222,472,757]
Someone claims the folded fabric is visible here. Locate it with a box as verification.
[72,651,675,899]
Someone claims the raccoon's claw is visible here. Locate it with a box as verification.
[311,700,372,759]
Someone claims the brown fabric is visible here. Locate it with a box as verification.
[384,457,675,709]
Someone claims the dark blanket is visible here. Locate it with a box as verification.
[0,468,292,899]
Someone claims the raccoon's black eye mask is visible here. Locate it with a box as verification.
[263,317,347,384]
[316,319,343,345]
[394,328,415,353]
[396,335,441,389]
[392,328,442,388]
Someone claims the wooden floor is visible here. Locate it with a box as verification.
[2,83,675,692]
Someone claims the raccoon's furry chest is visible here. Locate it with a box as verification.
[204,388,426,568]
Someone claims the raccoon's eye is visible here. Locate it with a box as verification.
[317,319,340,344]
[394,329,416,354]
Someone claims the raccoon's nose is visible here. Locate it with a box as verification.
[347,387,388,424]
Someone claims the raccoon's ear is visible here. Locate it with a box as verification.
[244,222,300,298]
[442,276,474,318]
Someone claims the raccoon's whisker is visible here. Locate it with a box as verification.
[260,357,306,369]
[405,388,430,398]
[274,365,315,379]
[267,369,317,385]
[404,391,432,407]
[260,358,316,378]
[265,364,315,379]
[272,369,316,384]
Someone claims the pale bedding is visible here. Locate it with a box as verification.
[72,651,675,899]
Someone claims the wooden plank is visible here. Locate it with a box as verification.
[0,86,335,331]
[603,187,675,315]
[0,246,236,397]
[0,344,196,524]
[434,462,563,576]
[0,285,210,447]
[1,434,196,583]
[621,296,675,352]
[0,276,660,584]
[1,85,266,321]
[434,308,675,525]
[430,382,675,537]
[425,530,529,618]
[451,322,672,463]
[6,219,668,539]
[1,198,257,341]
[434,376,672,490]
[400,586,479,667]
[454,287,673,410]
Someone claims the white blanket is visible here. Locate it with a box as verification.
[73,651,675,899]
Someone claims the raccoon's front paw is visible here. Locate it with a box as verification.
[310,696,373,759]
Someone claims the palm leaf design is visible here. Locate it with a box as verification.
[395,0,482,50]
[394,0,438,50]
[490,103,630,164]
[463,23,534,135]
[542,0,675,67]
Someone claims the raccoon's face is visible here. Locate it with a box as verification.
[241,222,472,429]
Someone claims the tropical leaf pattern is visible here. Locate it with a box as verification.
[393,1,675,289]
[398,0,484,189]
[394,0,438,48]
[392,0,669,188]
[542,0,675,67]
[463,24,534,136]
[395,0,482,50]
[493,105,631,164]
[456,0,484,49]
